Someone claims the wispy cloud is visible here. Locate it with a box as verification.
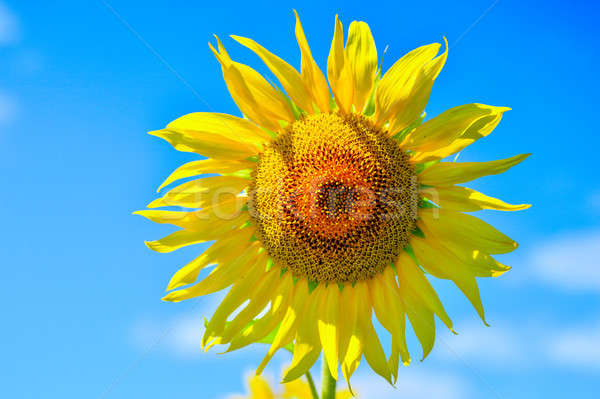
[435,316,600,374]
[129,292,226,359]
[436,320,528,367]
[130,312,208,358]
[353,368,471,399]
[0,2,19,45]
[547,321,600,370]
[529,229,600,292]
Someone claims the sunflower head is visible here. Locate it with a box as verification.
[137,10,530,387]
[249,112,418,283]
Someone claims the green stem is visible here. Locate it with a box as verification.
[305,371,319,399]
[321,361,337,399]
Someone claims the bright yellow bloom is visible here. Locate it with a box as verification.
[231,375,351,399]
[137,11,530,386]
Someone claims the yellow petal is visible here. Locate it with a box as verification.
[403,104,510,162]
[327,15,354,113]
[396,256,436,360]
[162,243,259,301]
[209,37,294,131]
[318,284,340,380]
[388,38,448,134]
[419,153,531,186]
[397,252,454,332]
[355,282,391,384]
[411,235,487,325]
[134,206,246,231]
[375,42,441,126]
[148,175,249,209]
[220,267,280,342]
[157,159,255,192]
[336,391,354,399]
[203,254,268,346]
[144,229,208,253]
[294,10,329,112]
[165,227,254,291]
[167,112,271,150]
[370,268,410,382]
[419,208,518,254]
[283,287,323,382]
[341,334,362,389]
[256,279,309,375]
[344,21,377,112]
[294,10,331,113]
[248,375,275,399]
[231,35,313,113]
[226,274,294,351]
[421,185,531,212]
[138,210,249,253]
[379,271,410,367]
[436,239,511,278]
[148,128,256,160]
[282,378,313,399]
[338,285,360,388]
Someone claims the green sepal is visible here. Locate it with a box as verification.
[277,86,305,120]
[257,322,294,353]
[262,126,278,139]
[403,245,419,264]
[403,245,428,274]
[411,225,426,238]
[329,95,338,111]
[280,267,288,277]
[246,155,259,163]
[265,257,275,271]
[241,220,253,229]
[415,159,440,174]
[308,280,319,293]
[418,198,438,209]
[225,168,253,179]
[337,283,344,292]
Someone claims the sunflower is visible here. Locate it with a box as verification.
[136,11,529,388]
[232,375,351,399]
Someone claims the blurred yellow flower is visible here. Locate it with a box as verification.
[231,375,351,399]
[137,11,529,386]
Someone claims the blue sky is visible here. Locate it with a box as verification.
[1,0,599,398]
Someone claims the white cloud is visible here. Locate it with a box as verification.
[130,312,208,358]
[435,317,600,373]
[436,321,528,366]
[352,368,471,399]
[547,321,600,369]
[130,292,227,358]
[0,2,19,45]
[529,229,600,291]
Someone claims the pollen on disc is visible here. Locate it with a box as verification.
[248,113,419,283]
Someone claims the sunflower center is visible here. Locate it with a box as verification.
[249,113,418,283]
